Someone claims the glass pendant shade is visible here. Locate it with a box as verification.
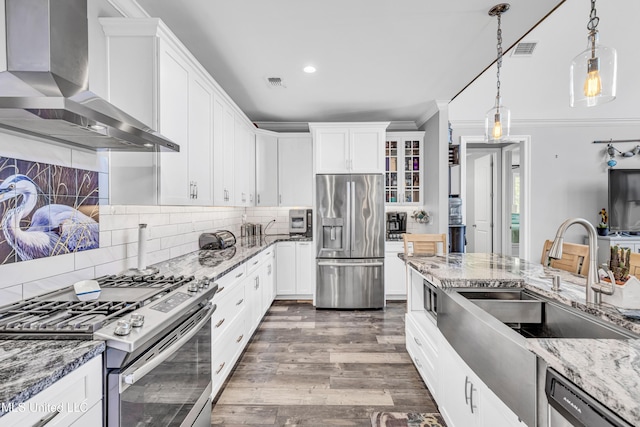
[485,99,510,143]
[570,33,617,107]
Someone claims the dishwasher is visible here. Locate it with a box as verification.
[545,368,633,427]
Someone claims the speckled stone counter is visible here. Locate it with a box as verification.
[152,234,311,280]
[402,252,640,426]
[0,340,104,417]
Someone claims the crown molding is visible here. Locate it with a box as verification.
[416,100,450,128]
[450,117,640,129]
[254,122,309,132]
[107,0,150,18]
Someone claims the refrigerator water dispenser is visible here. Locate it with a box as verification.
[321,217,344,250]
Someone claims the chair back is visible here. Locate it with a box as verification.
[540,240,590,275]
[403,233,447,256]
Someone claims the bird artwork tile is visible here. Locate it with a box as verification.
[0,157,100,264]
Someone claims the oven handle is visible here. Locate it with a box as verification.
[122,304,215,387]
[317,261,384,267]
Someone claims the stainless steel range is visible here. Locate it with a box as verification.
[0,273,218,427]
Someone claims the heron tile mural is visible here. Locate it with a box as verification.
[0,157,99,264]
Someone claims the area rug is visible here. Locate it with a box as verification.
[370,412,446,427]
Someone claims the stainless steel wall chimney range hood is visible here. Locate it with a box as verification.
[0,0,179,152]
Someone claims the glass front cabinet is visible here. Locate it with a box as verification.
[385,132,424,205]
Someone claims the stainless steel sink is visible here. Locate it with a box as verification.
[437,287,639,427]
[458,288,638,340]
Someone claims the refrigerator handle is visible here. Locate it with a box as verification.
[346,180,351,255]
[351,180,356,251]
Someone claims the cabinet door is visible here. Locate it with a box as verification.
[213,95,235,205]
[401,137,422,203]
[480,386,526,427]
[244,270,262,335]
[187,73,214,205]
[439,341,480,427]
[385,248,406,297]
[350,128,385,173]
[158,42,190,205]
[234,118,249,205]
[315,128,350,173]
[261,258,275,315]
[256,133,279,206]
[296,242,314,295]
[276,242,296,295]
[278,136,313,206]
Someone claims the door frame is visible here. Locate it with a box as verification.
[459,135,531,260]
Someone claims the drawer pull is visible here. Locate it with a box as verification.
[32,409,61,427]
[236,272,244,278]
[236,298,244,306]
[253,259,259,265]
[236,334,244,343]
[216,286,225,294]
[215,318,225,328]
[215,362,226,374]
[413,356,422,369]
[414,337,422,346]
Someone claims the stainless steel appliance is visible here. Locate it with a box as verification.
[546,368,632,427]
[423,278,438,320]
[316,174,384,309]
[289,209,312,236]
[0,274,217,427]
[386,212,407,240]
[199,230,236,250]
[0,0,178,152]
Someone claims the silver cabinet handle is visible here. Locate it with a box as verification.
[215,362,226,375]
[236,298,244,306]
[469,381,477,414]
[236,334,244,343]
[253,259,259,265]
[414,336,422,346]
[279,194,282,204]
[216,286,225,294]
[257,194,260,204]
[236,272,244,278]
[32,409,61,427]
[413,356,422,369]
[464,376,471,405]
[215,318,225,328]
[464,376,477,413]
[194,182,198,199]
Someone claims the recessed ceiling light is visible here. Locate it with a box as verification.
[303,65,316,73]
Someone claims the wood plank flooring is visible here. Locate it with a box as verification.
[211,301,439,426]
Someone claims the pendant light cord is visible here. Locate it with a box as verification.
[587,0,599,58]
[495,12,503,110]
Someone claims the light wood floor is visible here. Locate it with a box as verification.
[211,301,439,426]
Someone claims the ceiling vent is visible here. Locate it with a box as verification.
[266,77,286,88]
[511,42,537,57]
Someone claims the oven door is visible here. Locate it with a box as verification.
[108,304,214,427]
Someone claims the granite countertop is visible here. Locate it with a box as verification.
[152,234,311,279]
[402,252,640,426]
[0,340,105,417]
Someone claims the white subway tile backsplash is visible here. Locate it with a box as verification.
[0,253,75,289]
[111,228,139,246]
[75,244,128,270]
[149,224,179,239]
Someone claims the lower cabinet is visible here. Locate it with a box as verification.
[276,241,314,298]
[438,338,526,427]
[385,241,406,299]
[405,313,439,399]
[0,356,102,427]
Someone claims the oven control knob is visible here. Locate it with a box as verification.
[198,279,206,289]
[187,282,199,293]
[130,314,145,328]
[114,319,131,336]
[202,278,210,288]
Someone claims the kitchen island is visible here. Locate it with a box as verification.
[403,252,640,426]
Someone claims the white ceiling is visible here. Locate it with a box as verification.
[133,0,564,129]
[450,0,640,124]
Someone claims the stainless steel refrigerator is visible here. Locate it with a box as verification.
[315,174,385,309]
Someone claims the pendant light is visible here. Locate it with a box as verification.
[485,4,510,143]
[570,0,617,107]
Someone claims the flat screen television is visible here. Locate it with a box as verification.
[609,169,640,232]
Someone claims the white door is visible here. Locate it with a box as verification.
[472,154,493,253]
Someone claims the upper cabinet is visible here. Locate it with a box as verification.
[101,18,213,205]
[385,131,424,205]
[213,95,235,205]
[310,122,389,174]
[233,117,255,207]
[255,132,313,207]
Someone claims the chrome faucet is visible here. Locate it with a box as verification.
[548,218,600,304]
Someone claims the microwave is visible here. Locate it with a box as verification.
[289,209,313,236]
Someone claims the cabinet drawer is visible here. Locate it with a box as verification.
[406,314,439,397]
[212,315,247,388]
[0,356,102,427]
[213,263,247,294]
[246,254,264,274]
[211,282,246,341]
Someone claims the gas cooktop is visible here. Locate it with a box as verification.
[0,274,215,340]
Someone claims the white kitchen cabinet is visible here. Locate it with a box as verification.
[276,241,314,297]
[234,117,256,206]
[385,132,424,205]
[255,132,313,207]
[0,356,102,427]
[385,241,406,299]
[439,337,526,427]
[278,134,313,206]
[213,94,235,205]
[406,313,439,400]
[310,122,390,174]
[255,131,279,206]
[101,18,214,205]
